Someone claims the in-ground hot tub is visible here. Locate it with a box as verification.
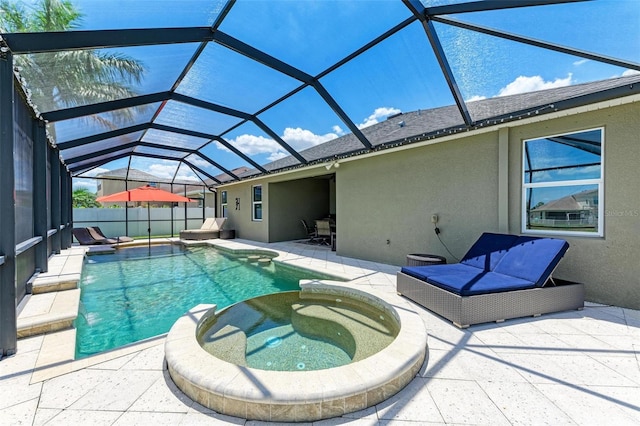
[165,280,427,422]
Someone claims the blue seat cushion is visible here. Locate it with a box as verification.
[493,236,569,286]
[426,271,536,296]
[401,263,479,282]
[401,263,534,296]
[460,232,520,271]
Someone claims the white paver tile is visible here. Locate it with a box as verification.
[376,377,444,422]
[36,408,122,425]
[0,349,38,381]
[478,380,576,425]
[0,397,38,426]
[0,376,42,410]
[88,352,138,370]
[128,375,193,413]
[121,343,165,370]
[534,383,640,425]
[423,347,527,383]
[112,410,186,425]
[426,378,510,425]
[590,354,640,386]
[499,353,637,387]
[32,408,61,426]
[68,369,161,411]
[39,368,115,409]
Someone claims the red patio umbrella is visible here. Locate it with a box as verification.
[96,185,194,251]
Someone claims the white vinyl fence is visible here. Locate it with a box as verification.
[73,207,215,239]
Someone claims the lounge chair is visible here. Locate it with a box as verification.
[72,227,116,245]
[179,218,226,240]
[87,226,134,243]
[397,232,584,328]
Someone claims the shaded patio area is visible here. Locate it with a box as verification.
[1,240,638,425]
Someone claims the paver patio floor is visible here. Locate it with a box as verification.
[1,239,639,425]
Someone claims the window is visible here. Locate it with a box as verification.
[523,128,603,236]
[221,191,228,218]
[252,185,262,221]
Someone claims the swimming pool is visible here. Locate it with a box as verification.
[75,244,333,358]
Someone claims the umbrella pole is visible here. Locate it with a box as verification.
[147,204,151,255]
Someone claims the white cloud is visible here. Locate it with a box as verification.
[573,59,589,66]
[358,107,402,129]
[282,127,338,150]
[332,125,345,136]
[212,106,400,162]
[227,134,283,156]
[187,156,212,168]
[267,151,288,162]
[148,162,179,180]
[622,69,640,77]
[219,126,340,161]
[497,74,573,97]
[145,162,199,183]
[466,95,486,102]
[72,179,97,192]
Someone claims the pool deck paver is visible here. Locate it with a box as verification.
[1,238,639,425]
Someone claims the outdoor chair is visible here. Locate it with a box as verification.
[87,226,134,243]
[72,227,116,245]
[397,232,584,328]
[315,220,332,246]
[180,218,226,240]
[300,219,317,242]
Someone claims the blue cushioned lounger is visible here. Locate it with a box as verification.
[397,232,584,327]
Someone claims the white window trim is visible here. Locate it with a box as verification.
[521,127,604,237]
[252,185,262,222]
[220,191,228,218]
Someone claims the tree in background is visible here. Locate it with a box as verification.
[0,0,145,125]
[72,188,100,208]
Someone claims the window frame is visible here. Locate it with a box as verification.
[521,127,604,237]
[220,190,228,218]
[252,185,262,221]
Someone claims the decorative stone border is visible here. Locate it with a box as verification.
[165,280,427,422]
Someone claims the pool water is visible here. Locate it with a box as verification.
[198,291,399,371]
[246,324,352,371]
[75,245,327,358]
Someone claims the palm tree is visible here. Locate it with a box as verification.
[0,0,145,127]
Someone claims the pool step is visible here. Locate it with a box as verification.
[31,246,87,294]
[17,246,86,338]
[17,289,81,338]
[86,245,117,255]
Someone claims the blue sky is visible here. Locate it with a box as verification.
[27,0,637,190]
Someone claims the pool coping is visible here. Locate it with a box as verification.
[165,280,428,422]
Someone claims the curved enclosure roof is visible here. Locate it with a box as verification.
[1,0,639,187]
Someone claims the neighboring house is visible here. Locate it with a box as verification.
[529,189,599,231]
[215,74,640,310]
[96,168,162,207]
[96,168,215,208]
[181,184,215,209]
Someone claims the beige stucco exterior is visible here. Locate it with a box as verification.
[218,97,640,309]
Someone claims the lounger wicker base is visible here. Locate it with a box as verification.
[179,230,220,240]
[397,272,584,328]
[179,218,226,240]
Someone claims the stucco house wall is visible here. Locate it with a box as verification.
[218,99,639,309]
